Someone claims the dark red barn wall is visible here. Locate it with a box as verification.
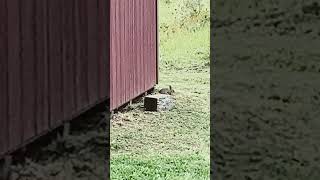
[0,0,8,155]
[109,0,158,110]
[0,0,158,157]
[0,0,110,157]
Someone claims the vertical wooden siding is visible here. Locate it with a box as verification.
[0,0,110,157]
[0,0,8,155]
[110,0,158,110]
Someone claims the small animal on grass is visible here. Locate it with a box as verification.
[159,85,174,95]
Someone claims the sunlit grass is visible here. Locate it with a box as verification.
[160,27,210,71]
[111,154,209,180]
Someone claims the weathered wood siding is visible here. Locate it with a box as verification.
[109,0,158,110]
[0,0,158,157]
[0,0,110,157]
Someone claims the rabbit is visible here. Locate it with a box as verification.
[159,85,175,95]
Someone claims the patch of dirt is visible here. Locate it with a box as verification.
[7,108,109,180]
[212,1,320,179]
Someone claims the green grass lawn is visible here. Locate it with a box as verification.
[111,0,210,179]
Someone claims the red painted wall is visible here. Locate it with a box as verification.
[109,0,158,110]
[0,0,110,157]
[0,0,158,157]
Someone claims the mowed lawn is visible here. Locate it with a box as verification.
[110,0,210,179]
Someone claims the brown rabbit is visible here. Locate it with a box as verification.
[159,85,174,95]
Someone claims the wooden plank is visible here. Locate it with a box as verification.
[149,0,152,87]
[115,0,121,108]
[79,0,89,108]
[73,0,79,111]
[0,0,8,155]
[129,0,134,100]
[122,0,126,106]
[140,0,144,92]
[57,0,64,122]
[35,0,45,135]
[138,0,143,93]
[146,0,150,89]
[122,0,126,104]
[139,0,144,94]
[119,0,124,107]
[87,0,99,104]
[152,0,157,86]
[145,0,150,89]
[109,0,113,108]
[153,0,157,85]
[43,0,49,132]
[129,0,133,101]
[7,0,22,149]
[106,0,111,99]
[150,0,155,88]
[69,0,77,115]
[134,0,139,97]
[61,0,75,120]
[94,0,100,102]
[148,0,155,88]
[118,0,121,108]
[48,0,63,128]
[66,0,76,116]
[20,0,36,142]
[115,0,119,109]
[149,0,152,88]
[124,0,129,104]
[109,0,115,109]
[125,0,129,103]
[61,0,68,120]
[97,0,103,99]
[132,0,137,98]
[98,0,109,99]
[155,0,159,84]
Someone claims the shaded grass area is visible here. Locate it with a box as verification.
[111,0,209,179]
